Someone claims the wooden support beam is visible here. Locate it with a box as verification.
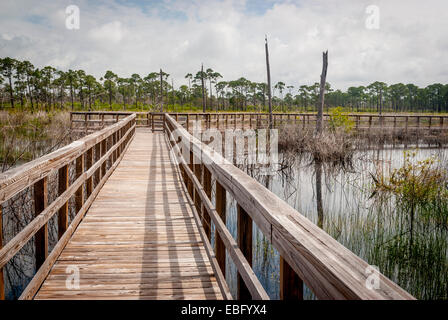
[215,181,226,275]
[34,177,48,269]
[57,165,69,239]
[280,256,303,300]
[237,204,252,300]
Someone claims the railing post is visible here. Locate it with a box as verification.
[0,205,4,300]
[151,113,155,132]
[405,116,409,134]
[94,143,101,187]
[188,146,194,198]
[186,114,190,132]
[193,158,202,216]
[280,256,304,300]
[84,113,88,134]
[57,165,69,239]
[75,155,84,214]
[34,177,48,269]
[101,139,106,179]
[114,132,118,163]
[86,148,93,198]
[202,165,212,240]
[237,204,252,300]
[215,181,226,275]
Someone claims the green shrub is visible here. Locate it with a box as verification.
[329,107,355,133]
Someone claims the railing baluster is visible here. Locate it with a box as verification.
[34,177,48,269]
[188,147,194,198]
[86,148,93,198]
[280,256,303,300]
[215,181,226,275]
[94,143,101,187]
[101,139,106,179]
[237,204,252,300]
[57,165,69,239]
[193,159,202,216]
[75,155,84,214]
[202,165,212,240]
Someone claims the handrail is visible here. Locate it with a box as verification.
[164,113,415,300]
[165,121,269,300]
[0,114,136,299]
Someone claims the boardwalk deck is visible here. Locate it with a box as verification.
[34,128,223,300]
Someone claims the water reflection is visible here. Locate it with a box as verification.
[228,148,448,300]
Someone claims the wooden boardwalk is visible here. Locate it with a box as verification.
[0,113,415,300]
[34,128,223,300]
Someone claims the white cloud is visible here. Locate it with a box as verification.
[88,21,126,44]
[0,0,447,91]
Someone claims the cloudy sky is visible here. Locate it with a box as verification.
[0,0,447,91]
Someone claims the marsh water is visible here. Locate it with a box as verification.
[217,147,448,300]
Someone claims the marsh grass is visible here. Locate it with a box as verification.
[0,110,79,172]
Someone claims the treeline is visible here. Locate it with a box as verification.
[1,57,447,113]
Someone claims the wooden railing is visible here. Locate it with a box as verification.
[164,113,415,300]
[0,114,136,300]
[71,111,448,135]
[167,112,448,133]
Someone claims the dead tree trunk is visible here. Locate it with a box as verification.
[159,68,163,112]
[265,36,273,129]
[317,51,328,134]
[201,64,206,113]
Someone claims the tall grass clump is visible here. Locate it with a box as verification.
[0,110,76,172]
[368,150,448,298]
[278,107,355,167]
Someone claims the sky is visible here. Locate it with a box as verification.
[0,0,447,91]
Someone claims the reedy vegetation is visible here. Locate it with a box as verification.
[1,57,448,113]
